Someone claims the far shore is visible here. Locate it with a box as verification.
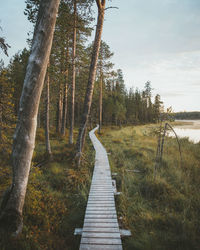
[173,120,200,130]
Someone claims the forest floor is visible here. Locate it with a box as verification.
[0,123,200,249]
[98,124,200,250]
[0,128,95,250]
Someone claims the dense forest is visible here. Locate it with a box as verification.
[0,1,164,153]
[173,111,200,120]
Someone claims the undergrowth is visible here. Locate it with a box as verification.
[99,125,200,250]
[0,128,95,250]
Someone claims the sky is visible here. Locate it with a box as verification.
[1,0,200,112]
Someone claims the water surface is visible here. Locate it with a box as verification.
[168,120,200,143]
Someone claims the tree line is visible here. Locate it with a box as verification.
[0,0,163,236]
[173,111,200,120]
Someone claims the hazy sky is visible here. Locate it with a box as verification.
[1,0,200,112]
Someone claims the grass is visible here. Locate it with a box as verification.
[0,128,95,250]
[1,124,200,249]
[99,124,200,250]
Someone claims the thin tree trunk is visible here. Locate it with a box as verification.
[0,0,60,235]
[61,77,68,136]
[98,46,103,134]
[76,0,106,165]
[57,88,63,134]
[98,74,103,134]
[45,68,52,156]
[69,0,77,144]
[61,40,69,136]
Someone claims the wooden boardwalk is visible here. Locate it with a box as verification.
[79,126,123,250]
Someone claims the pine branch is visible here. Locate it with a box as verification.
[0,37,10,56]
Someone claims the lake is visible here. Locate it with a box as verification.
[168,120,200,144]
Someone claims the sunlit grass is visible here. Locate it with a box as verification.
[100,124,200,250]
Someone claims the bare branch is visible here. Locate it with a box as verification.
[105,6,119,11]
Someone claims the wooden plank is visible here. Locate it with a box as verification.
[80,244,122,250]
[83,222,119,228]
[87,202,115,205]
[82,232,120,238]
[82,227,120,233]
[86,208,116,212]
[86,211,117,215]
[88,198,114,201]
[89,194,114,196]
[85,214,117,219]
[84,218,118,223]
[81,237,122,245]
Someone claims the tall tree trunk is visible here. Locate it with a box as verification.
[0,0,60,235]
[98,44,103,134]
[0,103,2,142]
[61,77,68,136]
[61,41,69,136]
[45,68,52,156]
[76,0,106,165]
[69,0,77,144]
[98,74,103,134]
[56,88,63,134]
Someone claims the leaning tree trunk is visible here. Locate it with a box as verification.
[45,68,52,156]
[69,0,77,144]
[76,0,106,165]
[0,0,60,235]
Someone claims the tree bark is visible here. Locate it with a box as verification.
[37,108,41,128]
[76,0,106,165]
[98,44,103,134]
[0,102,2,142]
[61,40,69,136]
[0,0,60,235]
[45,68,52,156]
[98,74,103,134]
[61,76,68,136]
[57,87,63,134]
[69,0,77,144]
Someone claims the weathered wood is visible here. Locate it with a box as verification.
[81,237,122,244]
[83,222,119,228]
[86,211,116,215]
[79,126,122,249]
[82,232,120,238]
[80,244,122,250]
[85,214,117,219]
[83,227,119,233]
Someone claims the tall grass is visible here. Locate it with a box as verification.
[100,125,200,250]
